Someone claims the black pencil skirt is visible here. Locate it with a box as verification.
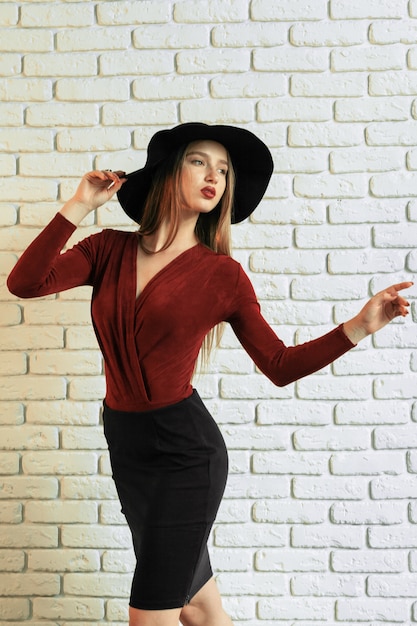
[102,390,229,610]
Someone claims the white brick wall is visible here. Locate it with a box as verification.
[1,0,416,624]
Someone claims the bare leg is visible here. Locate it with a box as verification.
[129,606,182,626]
[180,577,233,626]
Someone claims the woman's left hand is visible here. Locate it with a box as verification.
[343,281,413,344]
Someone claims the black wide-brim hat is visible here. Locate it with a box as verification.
[117,122,274,224]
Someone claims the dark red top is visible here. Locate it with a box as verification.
[7,213,355,411]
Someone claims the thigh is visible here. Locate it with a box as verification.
[129,606,181,626]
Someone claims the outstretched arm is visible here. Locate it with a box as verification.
[343,281,413,344]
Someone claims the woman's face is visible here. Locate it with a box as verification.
[179,140,229,216]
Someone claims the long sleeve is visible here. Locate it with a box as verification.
[227,264,355,386]
[7,213,98,298]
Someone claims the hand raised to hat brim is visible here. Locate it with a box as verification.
[59,170,127,226]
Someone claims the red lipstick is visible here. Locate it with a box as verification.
[201,186,216,199]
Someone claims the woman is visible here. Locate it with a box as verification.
[7,123,412,626]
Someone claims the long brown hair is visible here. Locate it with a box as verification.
[138,141,236,366]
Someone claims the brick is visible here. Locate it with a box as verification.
[0,29,52,52]
[56,78,129,102]
[0,502,22,523]
[20,154,93,177]
[254,48,328,72]
[0,573,59,596]
[0,302,22,326]
[30,350,101,376]
[102,101,176,126]
[256,548,327,572]
[253,500,326,523]
[368,574,417,597]
[294,173,366,199]
[296,224,368,248]
[26,103,99,127]
[293,476,366,499]
[0,103,23,126]
[291,525,363,548]
[369,526,417,548]
[0,452,19,474]
[232,223,290,249]
[215,523,286,548]
[290,21,366,46]
[0,178,57,203]
[252,0,326,20]
[374,375,417,400]
[65,326,100,350]
[182,100,254,124]
[62,525,130,549]
[64,571,131,597]
[0,128,52,152]
[0,599,30,621]
[335,400,409,425]
[99,502,126,525]
[68,376,106,401]
[61,476,117,500]
[253,451,327,475]
[216,499,250,523]
[98,1,170,24]
[259,98,331,123]
[57,27,130,51]
[371,476,417,499]
[106,598,129,622]
[24,301,91,325]
[102,549,136,573]
[0,403,24,427]
[289,122,363,147]
[336,598,407,622]
[0,375,66,401]
[0,476,58,499]
[0,425,58,450]
[217,571,285,596]
[100,50,173,76]
[0,155,15,177]
[328,250,404,273]
[224,474,289,499]
[177,49,250,74]
[133,76,207,101]
[29,549,100,573]
[257,400,331,425]
[0,352,26,376]
[332,45,404,72]
[331,147,404,174]
[33,597,103,620]
[291,73,366,97]
[133,24,208,48]
[22,451,97,475]
[61,426,107,450]
[175,0,247,22]
[332,549,406,572]
[291,573,362,596]
[334,350,409,375]
[251,249,323,274]
[330,0,405,19]
[370,20,417,43]
[0,550,25,572]
[213,23,286,47]
[368,122,417,147]
[26,401,99,426]
[57,128,131,152]
[331,501,404,524]
[24,53,97,77]
[0,524,57,548]
[374,224,417,247]
[258,597,333,621]
[252,198,326,225]
[0,78,52,102]
[297,377,370,401]
[370,71,417,95]
[211,547,252,572]
[0,53,20,76]
[26,500,97,524]
[211,73,286,98]
[335,97,409,122]
[0,4,18,26]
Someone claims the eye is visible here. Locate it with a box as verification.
[218,168,228,176]
[191,159,204,166]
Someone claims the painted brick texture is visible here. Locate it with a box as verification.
[1,0,416,624]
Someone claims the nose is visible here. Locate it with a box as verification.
[205,167,218,184]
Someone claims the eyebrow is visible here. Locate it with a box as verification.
[186,150,229,167]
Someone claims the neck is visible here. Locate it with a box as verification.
[140,212,199,254]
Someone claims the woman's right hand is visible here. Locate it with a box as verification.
[72,170,127,212]
[60,170,127,225]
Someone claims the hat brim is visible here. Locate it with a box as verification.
[117,123,273,224]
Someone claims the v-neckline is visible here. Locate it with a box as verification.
[134,240,201,304]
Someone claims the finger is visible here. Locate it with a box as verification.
[391,281,414,292]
